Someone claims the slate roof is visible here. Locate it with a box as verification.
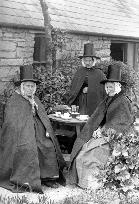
[0,0,43,29]
[0,0,139,39]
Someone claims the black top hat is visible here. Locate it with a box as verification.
[14,64,40,86]
[100,64,126,85]
[78,43,100,59]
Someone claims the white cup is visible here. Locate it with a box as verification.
[79,115,88,120]
[55,112,61,117]
[63,112,70,118]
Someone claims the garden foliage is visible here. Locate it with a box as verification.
[33,59,139,113]
[98,127,139,195]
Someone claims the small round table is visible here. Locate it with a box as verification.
[48,114,87,137]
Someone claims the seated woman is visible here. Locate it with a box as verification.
[0,65,66,193]
[69,64,134,189]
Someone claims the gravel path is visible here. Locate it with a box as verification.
[0,185,84,203]
[0,171,84,203]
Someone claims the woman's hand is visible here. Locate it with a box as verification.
[83,87,88,93]
[46,132,50,137]
[93,127,102,138]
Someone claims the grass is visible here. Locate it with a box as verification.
[0,187,139,204]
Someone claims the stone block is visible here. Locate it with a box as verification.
[0,30,3,38]
[0,67,19,78]
[78,35,89,41]
[25,36,35,41]
[17,41,26,47]
[93,40,103,49]
[0,67,11,78]
[56,50,63,60]
[24,52,33,58]
[102,42,111,49]
[14,32,26,39]
[0,59,23,66]
[96,49,110,58]
[70,43,77,51]
[0,41,16,51]
[16,47,33,58]
[17,41,34,48]
[25,41,35,48]
[101,57,111,61]
[25,47,34,53]
[65,43,71,51]
[16,47,25,57]
[15,39,26,42]
[0,51,16,58]
[3,32,13,38]
[88,36,98,41]
[23,58,33,64]
[0,82,8,94]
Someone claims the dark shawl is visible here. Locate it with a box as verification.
[0,92,66,193]
[68,66,106,116]
[69,92,134,184]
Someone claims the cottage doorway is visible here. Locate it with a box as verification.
[110,43,127,62]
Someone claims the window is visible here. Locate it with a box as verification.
[110,42,127,63]
[33,34,46,65]
[110,41,139,70]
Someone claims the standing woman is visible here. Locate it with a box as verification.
[68,43,106,116]
[0,65,66,193]
[69,64,134,189]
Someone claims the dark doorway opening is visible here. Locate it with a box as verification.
[110,43,127,62]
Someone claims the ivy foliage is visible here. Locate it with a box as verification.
[98,127,139,195]
[34,65,72,113]
[34,60,139,113]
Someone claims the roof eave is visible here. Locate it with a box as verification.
[67,29,139,42]
[1,23,139,42]
[0,22,45,31]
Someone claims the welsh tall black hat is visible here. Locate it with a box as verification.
[14,64,40,86]
[78,43,100,59]
[100,64,126,85]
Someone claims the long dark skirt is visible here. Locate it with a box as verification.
[34,114,59,179]
[76,137,110,189]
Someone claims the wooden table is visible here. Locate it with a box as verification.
[48,114,87,137]
[48,114,87,164]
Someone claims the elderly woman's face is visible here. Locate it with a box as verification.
[82,57,96,68]
[22,81,36,97]
[105,82,115,96]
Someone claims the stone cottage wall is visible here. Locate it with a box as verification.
[0,29,111,94]
[54,32,111,74]
[0,27,35,94]
[54,32,139,104]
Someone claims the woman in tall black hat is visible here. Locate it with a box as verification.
[0,65,66,193]
[69,64,134,189]
[68,42,106,116]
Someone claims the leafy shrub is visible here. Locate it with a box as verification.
[98,127,139,195]
[34,60,139,113]
[34,65,73,113]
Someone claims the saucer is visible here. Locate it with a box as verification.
[76,115,89,121]
[54,113,61,117]
[61,115,72,120]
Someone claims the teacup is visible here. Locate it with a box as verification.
[71,112,79,118]
[63,112,70,118]
[55,111,61,117]
[79,115,88,120]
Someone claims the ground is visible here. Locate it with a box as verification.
[0,169,139,203]
[0,170,85,204]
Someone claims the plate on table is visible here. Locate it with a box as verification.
[61,115,72,120]
[76,115,89,121]
[54,112,62,117]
